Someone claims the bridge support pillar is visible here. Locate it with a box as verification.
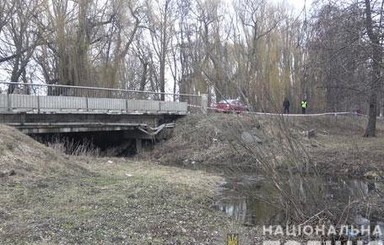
[135,138,143,154]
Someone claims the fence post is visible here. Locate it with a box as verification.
[37,96,41,114]
[201,94,208,114]
[7,93,10,112]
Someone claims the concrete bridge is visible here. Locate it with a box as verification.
[0,82,206,152]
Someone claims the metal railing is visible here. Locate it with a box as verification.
[0,82,205,112]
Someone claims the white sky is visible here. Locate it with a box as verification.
[290,0,308,9]
[289,0,313,11]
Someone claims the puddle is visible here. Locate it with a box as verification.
[216,175,384,226]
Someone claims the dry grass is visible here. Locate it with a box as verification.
[0,125,88,180]
[0,157,257,244]
[47,137,101,157]
[85,158,225,197]
[151,114,384,176]
[151,114,266,170]
[1,114,383,243]
[149,113,384,224]
[0,124,258,244]
[150,113,307,172]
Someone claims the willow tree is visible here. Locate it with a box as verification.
[232,0,304,112]
[41,0,79,86]
[92,0,141,89]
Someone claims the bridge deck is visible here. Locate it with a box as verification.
[0,112,182,134]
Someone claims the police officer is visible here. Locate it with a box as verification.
[301,99,307,114]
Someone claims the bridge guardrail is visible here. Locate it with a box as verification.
[0,94,189,115]
[0,82,206,114]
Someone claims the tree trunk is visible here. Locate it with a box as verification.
[363,0,382,137]
[159,58,166,101]
[139,62,148,99]
[364,48,380,137]
[364,90,377,137]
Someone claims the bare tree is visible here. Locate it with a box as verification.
[307,3,367,112]
[0,1,18,64]
[363,0,383,137]
[307,0,383,136]
[173,0,206,103]
[1,0,43,93]
[145,0,176,100]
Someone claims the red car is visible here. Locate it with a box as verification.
[213,99,248,113]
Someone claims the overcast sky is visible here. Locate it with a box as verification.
[289,0,312,10]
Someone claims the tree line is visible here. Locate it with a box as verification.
[0,0,382,136]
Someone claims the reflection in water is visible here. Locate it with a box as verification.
[216,175,382,226]
[217,198,247,222]
[217,195,283,225]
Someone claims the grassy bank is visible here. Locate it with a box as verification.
[151,113,384,178]
[1,113,384,244]
[0,125,257,244]
[1,157,259,244]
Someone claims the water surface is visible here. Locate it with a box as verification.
[216,175,383,226]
